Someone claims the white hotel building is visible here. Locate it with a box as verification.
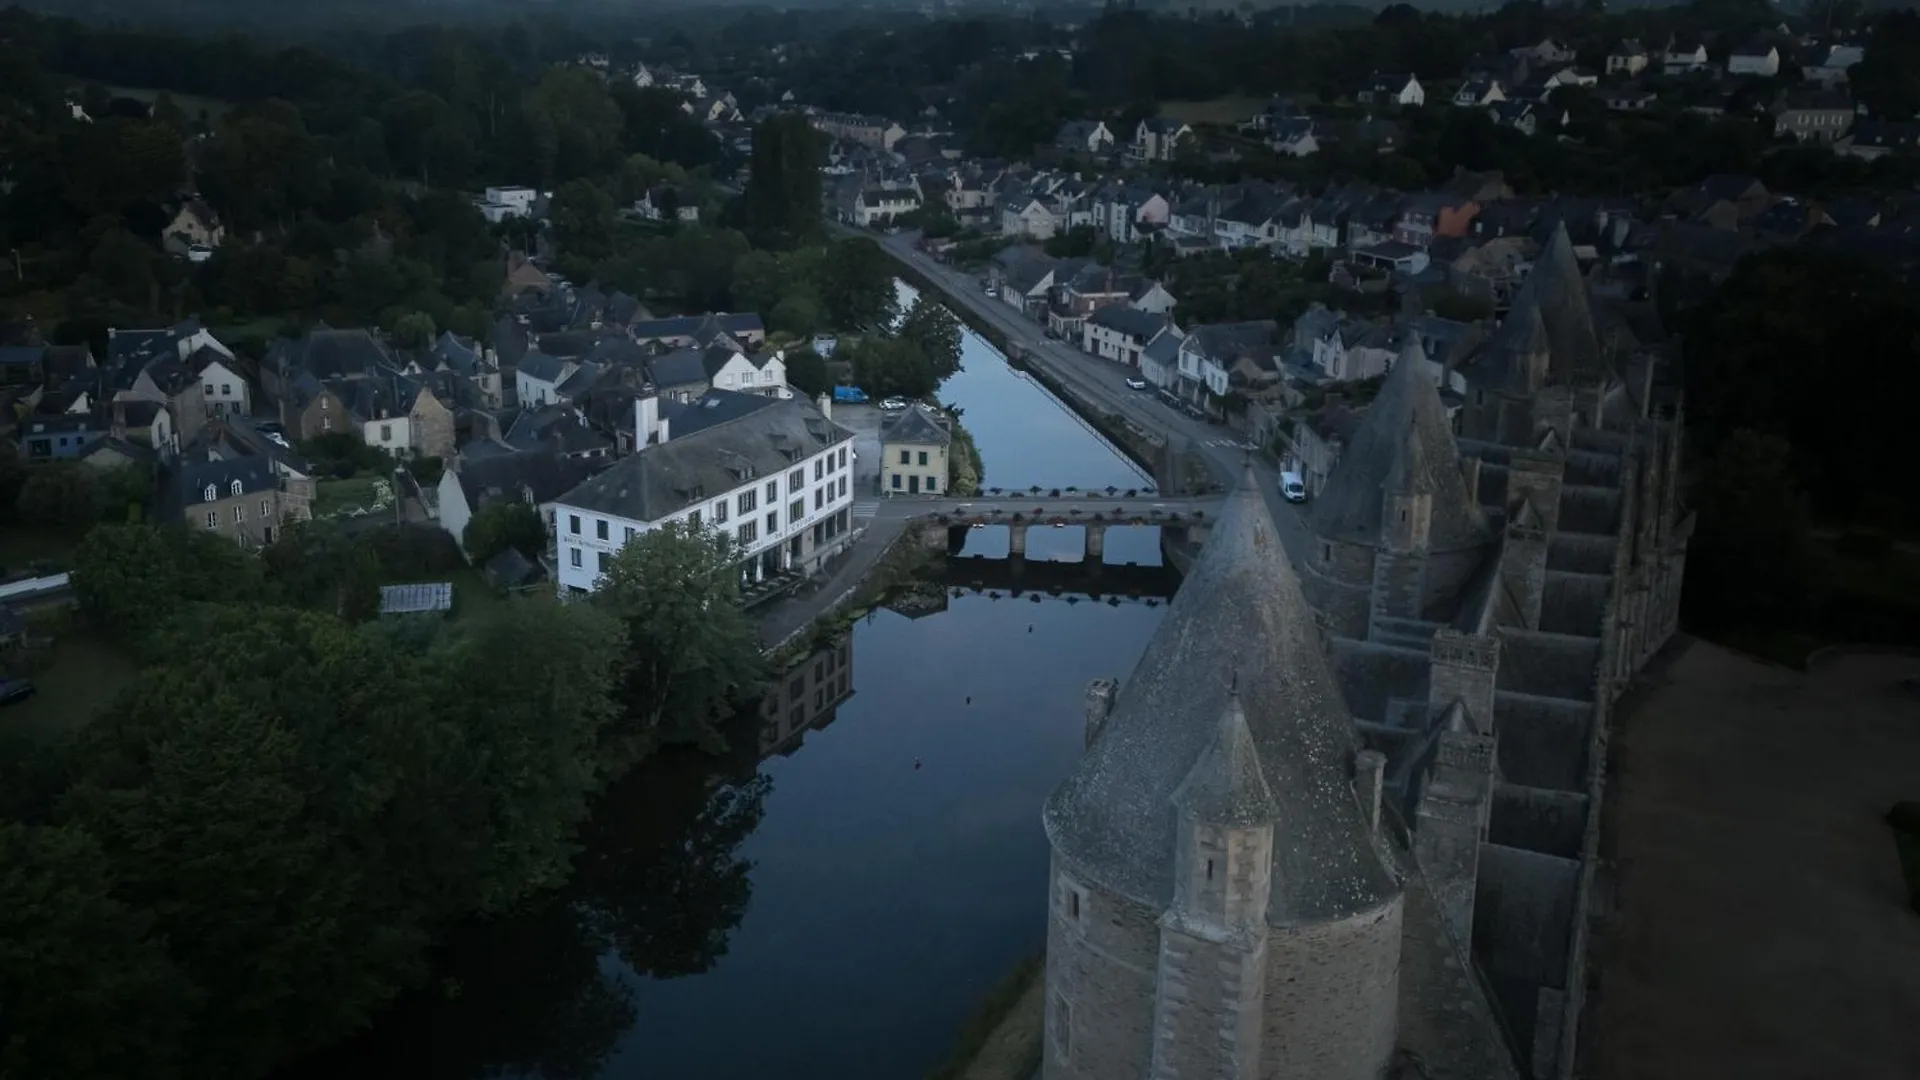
[549,390,858,596]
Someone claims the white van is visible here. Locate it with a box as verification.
[1280,471,1308,503]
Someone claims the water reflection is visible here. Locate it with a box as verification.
[284,576,1176,1080]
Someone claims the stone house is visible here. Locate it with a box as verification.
[630,312,766,351]
[1771,92,1855,142]
[1727,40,1780,78]
[1002,197,1062,240]
[1357,71,1423,107]
[1053,120,1115,156]
[1606,40,1649,76]
[1082,307,1172,368]
[853,187,921,227]
[437,445,605,556]
[1128,118,1191,163]
[173,455,303,549]
[1287,399,1360,496]
[880,404,950,495]
[130,353,209,454]
[192,347,252,419]
[1663,39,1710,75]
[161,198,223,256]
[1453,79,1506,108]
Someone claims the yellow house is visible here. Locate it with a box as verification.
[880,405,950,496]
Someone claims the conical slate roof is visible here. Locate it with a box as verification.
[1471,301,1550,395]
[1505,222,1604,382]
[1384,414,1435,496]
[1310,341,1489,551]
[1172,692,1277,827]
[1043,465,1399,924]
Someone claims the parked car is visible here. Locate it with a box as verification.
[1125,377,1149,391]
[879,397,908,411]
[1280,471,1308,503]
[0,677,36,708]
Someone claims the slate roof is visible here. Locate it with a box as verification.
[881,404,950,448]
[1087,306,1169,341]
[454,446,604,511]
[176,454,277,503]
[1043,465,1399,924]
[1496,222,1604,382]
[517,351,570,384]
[555,391,851,523]
[270,326,393,382]
[1310,340,1490,552]
[630,312,765,343]
[649,348,710,389]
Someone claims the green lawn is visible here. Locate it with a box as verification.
[1159,96,1266,126]
[102,85,233,122]
[314,477,392,518]
[1,625,141,741]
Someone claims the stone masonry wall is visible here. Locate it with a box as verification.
[1257,897,1404,1080]
[1045,857,1161,1080]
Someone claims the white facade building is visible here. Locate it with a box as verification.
[550,392,857,596]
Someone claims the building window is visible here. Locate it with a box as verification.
[596,519,609,540]
[838,476,847,497]
[689,509,702,527]
[766,511,778,534]
[926,475,938,492]
[233,504,245,523]
[222,384,231,395]
[790,498,804,521]
[229,480,243,497]
[260,498,271,517]
[1322,542,1332,562]
[625,526,637,543]
[205,511,218,529]
[204,384,214,396]
[1050,993,1073,1063]
[815,459,825,480]
[737,521,758,544]
[891,474,902,490]
[917,451,928,466]
[766,480,778,502]
[739,489,757,514]
[321,416,332,431]
[790,468,805,491]
[570,514,582,535]
[380,423,392,442]
[715,500,729,524]
[570,547,582,567]
[818,487,828,506]
[204,484,217,502]
[597,551,609,573]
[898,449,910,465]
[838,447,847,469]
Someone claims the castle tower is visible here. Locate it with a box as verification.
[1382,415,1435,556]
[1307,340,1491,635]
[1150,691,1276,1080]
[1042,465,1403,1080]
[1414,703,1498,948]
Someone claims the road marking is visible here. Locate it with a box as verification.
[852,502,879,519]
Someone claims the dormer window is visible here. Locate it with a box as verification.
[204,484,217,502]
[230,480,243,497]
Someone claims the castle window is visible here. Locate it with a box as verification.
[1049,993,1073,1062]
[1321,543,1331,562]
[230,480,243,498]
[1205,858,1215,881]
[203,484,217,502]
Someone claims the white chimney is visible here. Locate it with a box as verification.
[635,395,668,446]
[816,391,832,421]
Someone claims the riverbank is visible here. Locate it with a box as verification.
[761,521,943,664]
[927,953,1046,1080]
[883,248,1191,492]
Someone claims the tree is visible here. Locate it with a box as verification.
[463,502,548,566]
[896,296,964,381]
[729,249,785,314]
[1044,224,1099,258]
[1683,429,1819,629]
[0,821,194,1080]
[848,336,938,400]
[740,112,823,248]
[260,522,382,621]
[592,521,767,752]
[768,292,825,338]
[785,349,831,399]
[71,524,265,650]
[549,179,618,263]
[393,311,437,348]
[1851,10,1920,121]
[15,463,104,528]
[815,238,896,331]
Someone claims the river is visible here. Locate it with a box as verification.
[282,292,1176,1080]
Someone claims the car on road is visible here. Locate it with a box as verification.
[1280,471,1309,503]
[879,397,909,411]
[0,677,36,708]
[1125,377,1149,391]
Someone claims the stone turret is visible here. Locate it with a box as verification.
[1382,415,1435,555]
[1415,704,1498,949]
[1042,464,1403,1080]
[1151,691,1276,1080]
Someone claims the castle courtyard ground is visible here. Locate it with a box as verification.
[1589,640,1920,1080]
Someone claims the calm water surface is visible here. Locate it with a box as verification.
[286,286,1174,1080]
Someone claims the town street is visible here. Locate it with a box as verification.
[855,226,1319,569]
